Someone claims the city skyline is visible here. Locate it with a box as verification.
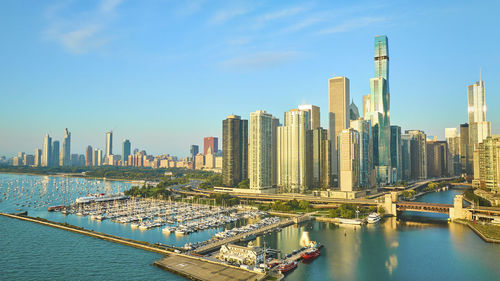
[1,0,500,158]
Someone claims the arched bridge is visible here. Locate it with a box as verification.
[396,201,452,214]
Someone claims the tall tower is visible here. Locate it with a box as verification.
[85,145,93,166]
[52,141,60,167]
[249,110,275,190]
[204,137,219,155]
[222,115,248,187]
[61,128,71,166]
[328,76,350,183]
[122,139,131,166]
[339,128,360,192]
[42,134,52,167]
[277,108,310,192]
[298,104,321,129]
[367,35,391,185]
[468,76,491,158]
[105,131,113,158]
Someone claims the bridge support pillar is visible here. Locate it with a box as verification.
[384,192,398,216]
[449,195,470,221]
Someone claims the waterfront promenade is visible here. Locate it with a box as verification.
[0,212,265,281]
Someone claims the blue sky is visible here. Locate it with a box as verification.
[1,0,499,158]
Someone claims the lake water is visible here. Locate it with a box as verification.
[1,173,499,280]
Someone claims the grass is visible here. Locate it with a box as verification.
[470,223,500,240]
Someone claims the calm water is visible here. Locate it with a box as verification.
[1,173,500,281]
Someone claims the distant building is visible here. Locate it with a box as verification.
[445,128,461,175]
[350,101,360,120]
[190,145,199,162]
[308,127,330,189]
[52,141,60,167]
[205,147,215,169]
[339,128,360,191]
[351,119,373,188]
[194,153,205,170]
[401,134,412,180]
[42,134,52,167]
[460,123,471,174]
[85,146,93,166]
[34,149,42,167]
[61,128,71,166]
[204,137,218,155]
[24,154,34,166]
[222,115,248,187]
[105,131,113,159]
[122,139,131,166]
[474,135,500,193]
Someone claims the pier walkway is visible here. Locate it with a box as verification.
[194,218,295,255]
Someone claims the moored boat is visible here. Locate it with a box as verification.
[279,261,298,273]
[301,248,320,261]
[367,213,381,224]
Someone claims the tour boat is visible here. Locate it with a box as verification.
[301,248,320,261]
[339,218,364,225]
[279,261,298,273]
[367,213,381,224]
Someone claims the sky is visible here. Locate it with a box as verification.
[1,0,500,158]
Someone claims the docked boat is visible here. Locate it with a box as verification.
[279,261,298,273]
[75,193,129,204]
[339,218,364,225]
[367,213,381,224]
[301,248,320,261]
[48,205,65,212]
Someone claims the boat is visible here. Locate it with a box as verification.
[367,213,381,224]
[301,248,320,261]
[279,261,298,273]
[75,193,129,204]
[339,218,364,225]
[48,205,65,212]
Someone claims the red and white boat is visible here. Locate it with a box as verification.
[279,261,298,273]
[301,248,320,261]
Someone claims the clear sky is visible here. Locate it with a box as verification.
[1,0,499,158]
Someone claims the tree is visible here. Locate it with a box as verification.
[298,200,310,210]
[237,179,250,189]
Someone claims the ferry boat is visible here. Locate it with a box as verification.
[47,205,65,212]
[367,213,381,224]
[339,218,364,225]
[279,261,298,273]
[301,248,320,261]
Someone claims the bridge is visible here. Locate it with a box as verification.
[396,201,452,214]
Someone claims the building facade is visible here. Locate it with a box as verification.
[249,110,275,190]
[338,128,360,192]
[222,115,248,187]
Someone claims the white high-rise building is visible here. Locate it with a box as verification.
[298,104,321,130]
[338,128,360,192]
[42,134,52,167]
[277,108,310,192]
[468,77,491,147]
[249,110,276,190]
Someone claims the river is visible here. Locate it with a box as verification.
[0,173,499,280]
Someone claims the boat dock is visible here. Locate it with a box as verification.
[271,244,324,265]
[0,212,266,281]
[194,218,295,255]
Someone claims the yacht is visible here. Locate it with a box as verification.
[367,213,381,224]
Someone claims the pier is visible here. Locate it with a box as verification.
[194,218,295,255]
[0,212,265,281]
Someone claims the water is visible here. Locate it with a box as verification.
[1,173,500,281]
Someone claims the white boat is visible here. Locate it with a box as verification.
[367,213,381,224]
[339,218,364,225]
[175,229,186,235]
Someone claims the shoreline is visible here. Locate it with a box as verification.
[0,171,146,185]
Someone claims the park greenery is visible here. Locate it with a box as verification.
[257,199,311,212]
[401,190,416,200]
[328,204,382,219]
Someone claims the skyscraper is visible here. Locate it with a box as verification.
[298,104,321,129]
[401,134,412,180]
[190,145,199,162]
[367,35,391,184]
[468,77,491,167]
[249,110,275,190]
[85,145,93,166]
[308,127,330,189]
[34,149,42,167]
[61,128,71,166]
[390,125,402,183]
[52,141,60,167]
[122,139,131,166]
[271,117,280,186]
[105,131,113,158]
[406,130,427,180]
[445,128,460,175]
[42,134,52,167]
[426,141,448,178]
[351,119,373,188]
[339,128,360,192]
[460,123,471,174]
[277,109,310,192]
[328,76,350,182]
[222,115,248,187]
[204,137,219,155]
[350,101,360,121]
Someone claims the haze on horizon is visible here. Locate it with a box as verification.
[1,0,499,158]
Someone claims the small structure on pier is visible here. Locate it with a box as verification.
[217,243,264,265]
